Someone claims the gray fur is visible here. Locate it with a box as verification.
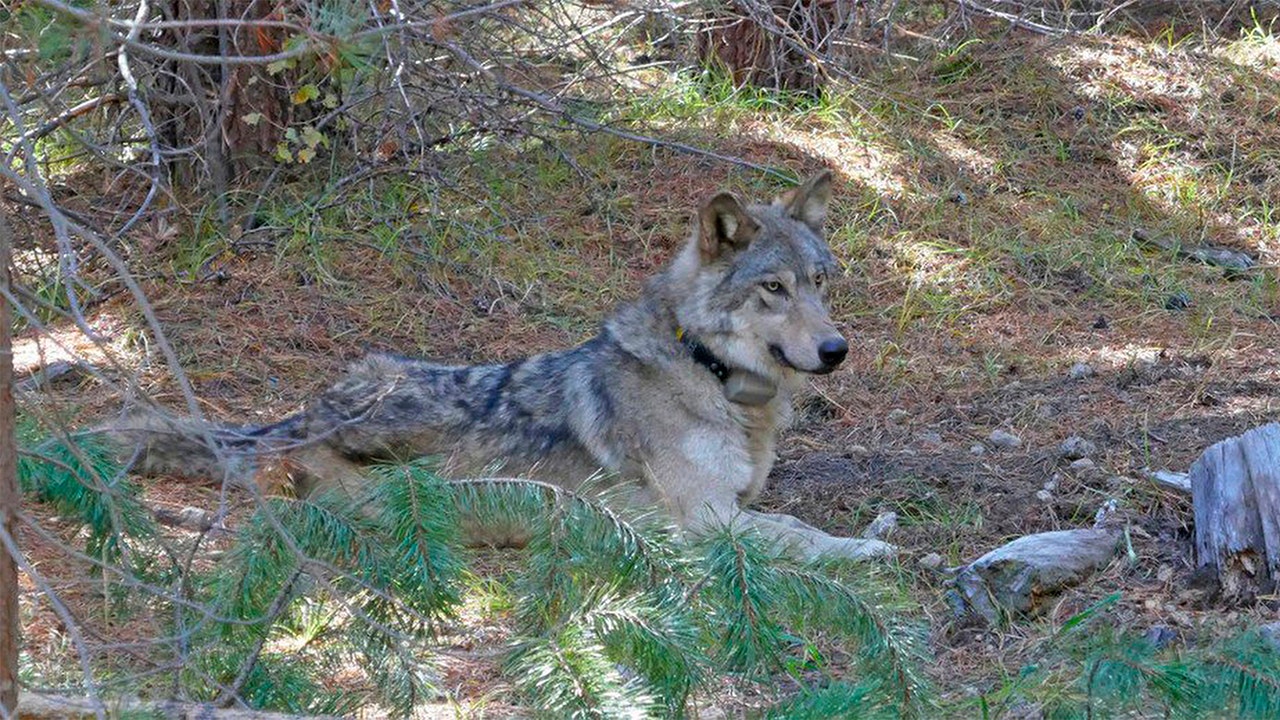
[115,171,894,560]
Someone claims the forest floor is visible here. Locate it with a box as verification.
[8,13,1280,719]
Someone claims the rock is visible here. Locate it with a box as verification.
[1067,362,1094,380]
[1164,292,1192,311]
[180,506,213,529]
[1132,349,1161,371]
[887,408,910,424]
[1144,624,1178,649]
[153,506,216,532]
[1042,475,1060,492]
[1004,700,1045,720]
[989,429,1022,449]
[15,360,89,392]
[1035,489,1052,502]
[919,552,944,570]
[1094,498,1119,528]
[918,430,943,446]
[1133,228,1256,272]
[969,444,986,456]
[1059,435,1097,459]
[839,538,897,560]
[16,692,352,720]
[1069,458,1097,472]
[862,511,899,540]
[950,528,1121,624]
[1260,621,1280,651]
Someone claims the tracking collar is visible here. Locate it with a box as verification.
[676,327,777,405]
[677,326,731,382]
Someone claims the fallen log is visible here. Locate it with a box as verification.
[949,528,1120,625]
[17,693,346,720]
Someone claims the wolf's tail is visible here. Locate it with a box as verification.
[105,413,305,486]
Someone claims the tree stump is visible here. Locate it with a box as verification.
[1191,423,1280,601]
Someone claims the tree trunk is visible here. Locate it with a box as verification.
[696,0,858,93]
[1191,423,1280,602]
[0,209,20,715]
[153,0,288,191]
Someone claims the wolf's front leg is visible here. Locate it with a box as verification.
[646,441,895,561]
[739,509,896,561]
[665,477,895,561]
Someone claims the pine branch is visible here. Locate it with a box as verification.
[578,586,707,713]
[1200,631,1280,719]
[450,476,681,585]
[371,461,464,625]
[17,427,154,559]
[349,612,441,718]
[204,481,450,715]
[215,567,305,707]
[508,622,656,720]
[767,679,895,720]
[774,564,930,713]
[996,600,1280,720]
[697,527,788,677]
[185,465,932,718]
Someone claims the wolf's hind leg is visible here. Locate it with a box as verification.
[283,444,371,499]
[282,448,532,548]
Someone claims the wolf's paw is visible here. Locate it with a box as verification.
[826,536,898,561]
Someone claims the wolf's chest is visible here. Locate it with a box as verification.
[720,401,783,503]
[676,425,768,493]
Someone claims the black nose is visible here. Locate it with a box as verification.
[818,337,848,367]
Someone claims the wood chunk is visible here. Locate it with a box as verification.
[1191,423,1280,601]
[951,528,1120,624]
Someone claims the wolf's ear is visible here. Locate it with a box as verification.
[776,170,832,232]
[698,192,758,261]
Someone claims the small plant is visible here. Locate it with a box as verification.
[184,465,934,716]
[978,595,1280,719]
[17,443,929,716]
[18,425,155,560]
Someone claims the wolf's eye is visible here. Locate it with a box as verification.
[814,273,825,287]
[763,280,785,294]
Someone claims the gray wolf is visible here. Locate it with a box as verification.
[116,171,893,560]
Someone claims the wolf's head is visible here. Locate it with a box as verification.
[668,171,847,384]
